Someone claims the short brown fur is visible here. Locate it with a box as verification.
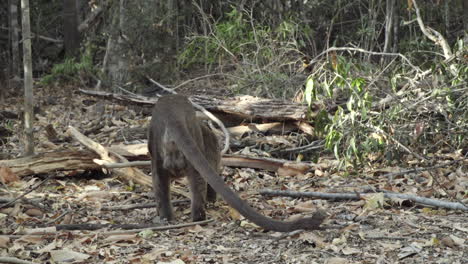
[148,95,325,232]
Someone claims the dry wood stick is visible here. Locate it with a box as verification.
[260,189,468,211]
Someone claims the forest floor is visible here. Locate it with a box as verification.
[0,84,467,264]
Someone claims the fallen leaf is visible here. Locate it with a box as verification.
[398,244,422,259]
[228,207,242,220]
[25,208,44,218]
[299,232,328,248]
[78,191,113,202]
[104,234,139,243]
[292,200,316,213]
[36,240,57,253]
[156,259,185,264]
[450,235,465,246]
[324,257,348,264]
[138,229,155,239]
[0,167,19,184]
[50,249,90,262]
[440,236,456,248]
[0,236,10,248]
[364,193,386,209]
[17,235,46,244]
[341,246,360,255]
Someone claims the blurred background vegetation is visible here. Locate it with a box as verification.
[1,0,466,166]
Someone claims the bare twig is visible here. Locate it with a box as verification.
[411,0,452,60]
[309,47,422,74]
[0,257,36,264]
[272,229,305,241]
[67,126,152,186]
[271,140,324,154]
[0,26,62,43]
[260,189,468,211]
[0,175,51,209]
[17,219,214,236]
[172,73,240,90]
[102,160,150,168]
[101,199,190,211]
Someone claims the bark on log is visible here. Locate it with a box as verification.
[67,126,152,186]
[0,150,101,177]
[78,89,317,121]
[0,147,314,178]
[108,143,314,175]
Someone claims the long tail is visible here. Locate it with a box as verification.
[169,119,324,232]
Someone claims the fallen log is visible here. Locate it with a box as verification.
[107,143,315,175]
[78,89,318,121]
[67,126,152,186]
[0,150,101,177]
[0,146,315,179]
[260,189,468,211]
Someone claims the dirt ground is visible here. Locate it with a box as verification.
[0,85,466,263]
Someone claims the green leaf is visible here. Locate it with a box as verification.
[305,77,315,106]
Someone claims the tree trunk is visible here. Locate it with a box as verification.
[116,0,128,88]
[463,0,468,42]
[9,0,20,79]
[101,0,128,92]
[63,0,80,58]
[383,0,394,53]
[21,0,34,156]
[392,0,399,53]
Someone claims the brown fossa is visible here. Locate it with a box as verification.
[148,94,325,232]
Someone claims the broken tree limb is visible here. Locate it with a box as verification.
[222,155,313,175]
[20,219,214,235]
[0,257,35,264]
[259,189,468,211]
[0,142,315,179]
[106,142,316,174]
[102,156,313,176]
[227,122,297,136]
[101,199,189,211]
[78,88,316,121]
[0,150,101,177]
[67,126,152,186]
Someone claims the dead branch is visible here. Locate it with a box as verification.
[67,126,152,186]
[101,199,190,211]
[78,88,313,121]
[227,122,297,136]
[0,150,101,177]
[260,189,468,211]
[0,146,314,179]
[411,0,452,60]
[308,47,422,73]
[20,219,213,235]
[0,257,36,264]
[222,155,313,175]
[102,146,315,175]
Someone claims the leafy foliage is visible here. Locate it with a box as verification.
[303,41,467,167]
[40,52,95,86]
[178,7,311,98]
